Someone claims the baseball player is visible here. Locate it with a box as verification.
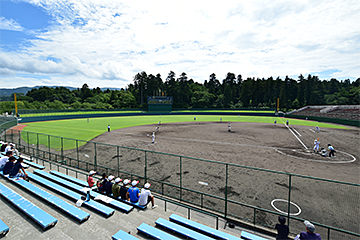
[228,123,231,132]
[155,126,159,132]
[151,132,155,144]
[313,139,320,153]
[328,144,336,157]
[315,126,320,133]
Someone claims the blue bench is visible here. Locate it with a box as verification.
[169,214,241,240]
[0,182,57,230]
[10,178,90,223]
[22,159,45,170]
[112,229,140,240]
[26,171,115,217]
[155,217,213,240]
[49,170,146,210]
[137,223,180,240]
[34,170,133,213]
[0,218,9,237]
[241,231,269,240]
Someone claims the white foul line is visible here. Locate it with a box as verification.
[282,121,308,149]
[309,129,315,133]
[291,127,301,136]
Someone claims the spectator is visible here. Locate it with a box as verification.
[120,179,130,200]
[104,175,115,195]
[299,220,321,240]
[275,216,289,240]
[112,177,122,198]
[126,180,140,203]
[139,183,157,209]
[0,151,13,171]
[2,156,16,175]
[0,142,7,152]
[87,170,96,187]
[4,143,13,153]
[328,144,336,157]
[97,173,108,192]
[9,157,27,180]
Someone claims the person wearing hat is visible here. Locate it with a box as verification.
[313,139,320,153]
[120,179,130,200]
[275,216,289,240]
[0,151,13,172]
[97,173,108,193]
[104,175,115,195]
[2,156,16,175]
[9,157,28,180]
[4,143,13,153]
[126,180,140,203]
[112,177,122,198]
[139,182,157,209]
[299,220,321,240]
[151,132,155,144]
[328,144,336,158]
[87,170,96,187]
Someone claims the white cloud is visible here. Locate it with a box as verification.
[0,17,24,31]
[1,0,359,89]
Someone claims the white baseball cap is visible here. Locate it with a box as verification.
[89,170,96,175]
[123,179,130,185]
[115,177,122,183]
[108,175,115,181]
[132,180,139,186]
[144,183,151,189]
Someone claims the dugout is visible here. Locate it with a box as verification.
[147,96,173,112]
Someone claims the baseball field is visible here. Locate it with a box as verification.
[15,114,360,238]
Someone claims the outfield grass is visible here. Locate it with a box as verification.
[20,115,349,150]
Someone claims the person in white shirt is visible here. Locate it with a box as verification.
[151,132,155,144]
[0,151,13,171]
[138,183,157,209]
[313,140,320,153]
[4,143,13,153]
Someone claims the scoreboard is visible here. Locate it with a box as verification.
[147,96,173,112]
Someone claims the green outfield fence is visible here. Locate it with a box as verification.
[1,127,359,240]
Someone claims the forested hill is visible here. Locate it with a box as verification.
[1,72,359,113]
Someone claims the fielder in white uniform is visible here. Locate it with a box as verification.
[313,140,320,153]
[151,132,155,143]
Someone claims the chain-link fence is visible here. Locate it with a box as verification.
[1,127,359,239]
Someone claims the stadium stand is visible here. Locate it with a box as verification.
[9,177,90,223]
[241,230,268,240]
[23,159,45,170]
[112,229,140,240]
[0,218,9,237]
[155,217,214,240]
[290,105,360,120]
[33,169,133,213]
[0,182,58,230]
[26,171,115,217]
[137,223,181,240]
[169,213,241,240]
[49,170,146,210]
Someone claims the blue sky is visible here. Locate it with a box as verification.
[0,0,359,89]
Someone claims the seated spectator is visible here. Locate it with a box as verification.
[299,220,321,240]
[275,216,289,240]
[126,180,140,203]
[2,156,16,175]
[112,177,122,198]
[120,179,130,200]
[87,170,96,187]
[139,183,157,209]
[4,143,13,153]
[0,142,7,152]
[0,151,13,171]
[9,157,27,180]
[104,175,115,195]
[97,173,108,192]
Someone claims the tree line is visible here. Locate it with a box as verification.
[1,71,359,114]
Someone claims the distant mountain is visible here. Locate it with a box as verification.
[0,86,122,96]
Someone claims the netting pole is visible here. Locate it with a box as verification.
[144,151,147,182]
[287,175,292,228]
[27,132,29,153]
[225,163,228,218]
[94,142,97,171]
[117,146,120,174]
[17,130,20,149]
[36,133,39,159]
[61,137,64,163]
[48,135,50,161]
[180,156,182,200]
[76,140,79,168]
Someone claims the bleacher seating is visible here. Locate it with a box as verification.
[112,229,140,240]
[23,159,45,170]
[49,170,146,210]
[291,106,360,120]
[26,171,115,217]
[0,218,9,237]
[240,230,268,240]
[155,217,214,240]
[169,214,241,240]
[10,177,90,223]
[33,170,133,213]
[137,223,180,240]
[0,182,58,230]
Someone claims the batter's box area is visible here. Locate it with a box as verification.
[276,148,356,163]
